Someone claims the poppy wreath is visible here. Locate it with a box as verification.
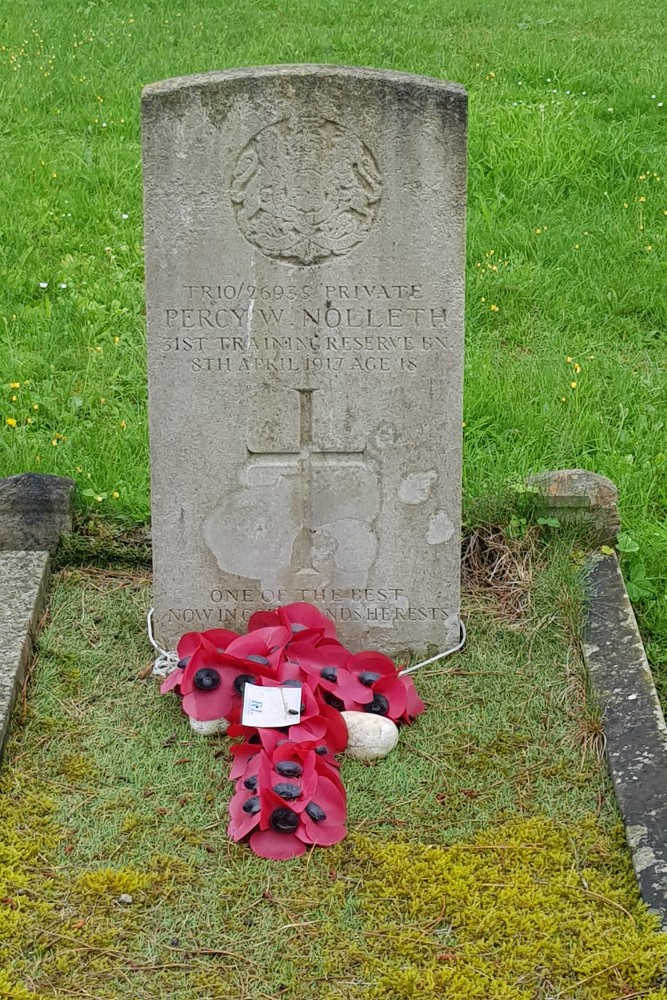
[160,601,425,859]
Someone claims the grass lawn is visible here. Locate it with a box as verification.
[2,539,667,998]
[0,0,665,675]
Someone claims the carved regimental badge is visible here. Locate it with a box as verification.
[230,116,382,266]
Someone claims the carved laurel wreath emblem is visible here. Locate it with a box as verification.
[230,116,382,267]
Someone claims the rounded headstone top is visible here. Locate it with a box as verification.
[142,64,467,107]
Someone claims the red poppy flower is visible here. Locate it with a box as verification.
[248,602,337,642]
[224,625,292,670]
[399,674,426,723]
[177,648,273,722]
[160,627,239,696]
[178,628,239,659]
[333,651,411,721]
[228,742,347,858]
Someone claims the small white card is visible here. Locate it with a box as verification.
[241,683,302,728]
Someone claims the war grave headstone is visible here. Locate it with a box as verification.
[142,65,467,654]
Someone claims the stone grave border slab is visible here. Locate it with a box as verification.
[583,552,667,928]
[0,550,50,756]
[0,473,73,757]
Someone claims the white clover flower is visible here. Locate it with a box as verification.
[39,281,48,289]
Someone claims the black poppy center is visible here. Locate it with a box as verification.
[275,760,303,778]
[305,802,326,822]
[314,745,328,756]
[273,782,301,801]
[234,673,256,695]
[242,796,261,814]
[193,668,220,691]
[177,656,190,669]
[246,654,270,666]
[323,692,345,711]
[270,807,299,833]
[364,693,389,716]
[320,666,338,682]
[243,775,258,791]
[359,671,382,687]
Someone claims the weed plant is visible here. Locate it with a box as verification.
[0,0,665,665]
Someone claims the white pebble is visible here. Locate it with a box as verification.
[342,711,399,760]
[118,893,133,905]
[189,717,229,736]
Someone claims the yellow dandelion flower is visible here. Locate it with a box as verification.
[33,403,38,410]
[51,437,58,446]
[638,195,646,202]
[120,420,127,430]
[574,363,581,374]
[9,382,20,388]
[113,335,120,344]
[535,228,542,235]
[639,174,647,181]
[112,490,120,499]
[11,394,17,402]
[95,495,104,503]
[6,417,17,427]
[570,381,577,389]
[566,356,572,363]
[560,397,566,403]
[623,202,629,209]
[489,304,499,312]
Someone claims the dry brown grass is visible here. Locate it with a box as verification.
[461,523,543,625]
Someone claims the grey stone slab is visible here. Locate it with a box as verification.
[143,64,467,653]
[0,473,75,553]
[583,552,667,926]
[0,550,50,757]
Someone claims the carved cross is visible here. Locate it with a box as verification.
[247,388,366,574]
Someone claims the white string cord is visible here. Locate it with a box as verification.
[146,607,179,678]
[398,620,467,676]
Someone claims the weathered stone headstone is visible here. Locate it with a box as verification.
[142,65,467,653]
